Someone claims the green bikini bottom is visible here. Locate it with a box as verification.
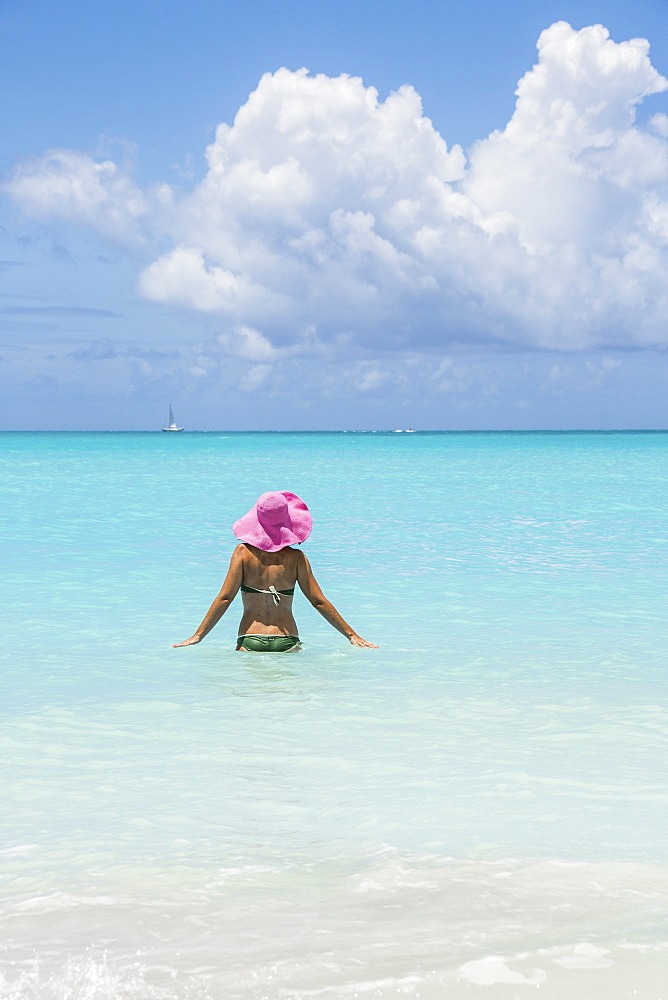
[237,634,301,652]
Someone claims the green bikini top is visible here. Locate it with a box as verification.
[240,584,295,606]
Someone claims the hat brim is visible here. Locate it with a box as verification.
[232,492,312,552]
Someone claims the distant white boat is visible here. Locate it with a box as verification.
[162,405,184,432]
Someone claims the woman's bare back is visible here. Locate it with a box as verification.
[237,543,300,636]
[172,532,377,649]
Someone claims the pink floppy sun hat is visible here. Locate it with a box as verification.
[233,491,312,552]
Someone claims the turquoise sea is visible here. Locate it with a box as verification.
[1,430,667,999]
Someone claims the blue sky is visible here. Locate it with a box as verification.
[2,0,668,430]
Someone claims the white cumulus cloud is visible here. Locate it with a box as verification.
[5,149,172,245]
[6,22,668,355]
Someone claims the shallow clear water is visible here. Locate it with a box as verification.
[1,431,667,998]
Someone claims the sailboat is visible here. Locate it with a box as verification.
[162,405,184,432]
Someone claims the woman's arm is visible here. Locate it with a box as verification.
[296,552,378,647]
[172,545,245,647]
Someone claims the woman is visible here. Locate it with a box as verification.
[172,491,377,651]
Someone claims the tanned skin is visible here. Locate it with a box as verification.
[172,543,377,649]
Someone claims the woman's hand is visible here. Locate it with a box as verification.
[348,634,379,648]
[172,635,202,648]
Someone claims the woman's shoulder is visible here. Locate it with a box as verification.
[233,542,306,566]
[289,548,311,573]
[271,546,307,572]
[284,545,307,562]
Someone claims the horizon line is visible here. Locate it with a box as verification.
[1,428,667,435]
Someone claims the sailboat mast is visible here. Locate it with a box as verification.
[163,404,183,431]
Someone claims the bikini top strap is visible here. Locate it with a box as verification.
[244,584,282,605]
[241,584,294,605]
